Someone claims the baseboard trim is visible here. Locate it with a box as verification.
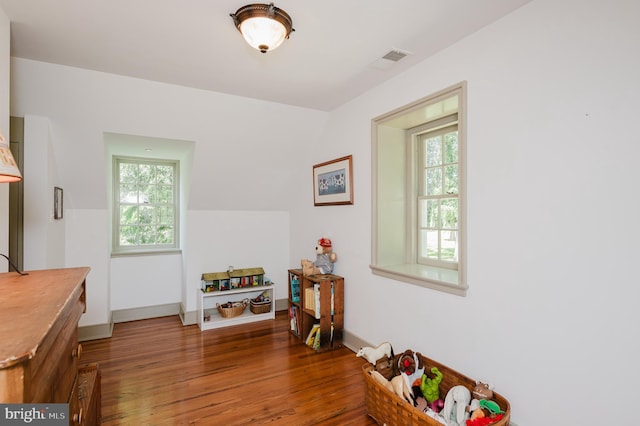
[112,302,181,323]
[342,330,369,354]
[179,303,197,326]
[79,321,114,342]
[79,300,352,345]
[275,298,288,312]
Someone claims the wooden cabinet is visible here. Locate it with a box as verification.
[288,269,344,352]
[0,267,100,425]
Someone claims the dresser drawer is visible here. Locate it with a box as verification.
[69,364,101,426]
[29,293,85,402]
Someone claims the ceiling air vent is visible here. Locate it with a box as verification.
[369,48,413,70]
[382,50,408,62]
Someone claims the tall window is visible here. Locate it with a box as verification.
[113,157,179,254]
[418,124,459,267]
[371,82,466,296]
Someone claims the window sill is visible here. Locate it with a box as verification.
[370,263,468,297]
[111,249,182,258]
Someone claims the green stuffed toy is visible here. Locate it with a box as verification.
[420,367,443,403]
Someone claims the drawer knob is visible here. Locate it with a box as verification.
[72,343,83,360]
[72,407,83,425]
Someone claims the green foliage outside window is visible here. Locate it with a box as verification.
[419,127,459,263]
[115,158,177,251]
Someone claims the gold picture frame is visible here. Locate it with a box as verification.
[312,155,353,206]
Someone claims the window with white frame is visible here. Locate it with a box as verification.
[113,157,179,254]
[371,82,467,296]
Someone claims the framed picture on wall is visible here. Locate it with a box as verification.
[54,186,63,219]
[312,155,353,206]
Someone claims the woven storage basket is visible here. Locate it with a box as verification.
[250,298,271,314]
[362,353,510,426]
[216,298,248,318]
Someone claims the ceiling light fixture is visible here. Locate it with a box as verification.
[230,3,294,53]
[0,130,22,183]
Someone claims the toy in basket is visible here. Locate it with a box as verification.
[216,298,249,318]
[250,292,272,314]
[360,346,510,426]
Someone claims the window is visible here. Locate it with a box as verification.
[113,157,179,254]
[371,82,467,296]
[418,123,459,267]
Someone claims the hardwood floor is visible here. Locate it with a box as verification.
[81,311,378,425]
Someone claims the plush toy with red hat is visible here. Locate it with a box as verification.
[301,237,337,275]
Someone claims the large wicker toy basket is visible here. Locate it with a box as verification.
[362,353,510,426]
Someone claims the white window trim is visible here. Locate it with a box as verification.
[371,82,467,296]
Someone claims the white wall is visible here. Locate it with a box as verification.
[184,210,290,313]
[22,115,65,270]
[64,209,110,325]
[311,1,640,425]
[10,58,326,328]
[5,0,640,424]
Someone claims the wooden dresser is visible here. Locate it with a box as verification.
[0,267,101,425]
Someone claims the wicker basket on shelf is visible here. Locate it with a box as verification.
[250,298,271,314]
[216,299,248,318]
[362,352,510,426]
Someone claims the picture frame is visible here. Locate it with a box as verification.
[312,155,353,206]
[54,186,63,220]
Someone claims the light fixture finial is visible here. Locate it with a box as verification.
[230,3,294,53]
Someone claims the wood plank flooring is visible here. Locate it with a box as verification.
[80,311,377,425]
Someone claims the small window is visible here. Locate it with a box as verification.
[113,157,179,254]
[371,82,467,296]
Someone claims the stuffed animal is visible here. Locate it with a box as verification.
[301,238,337,275]
[357,342,395,378]
[369,370,414,405]
[396,350,425,406]
[397,350,418,376]
[397,350,425,385]
[420,366,443,403]
[472,381,494,400]
[390,375,415,405]
[441,385,471,426]
[356,342,394,365]
[301,259,318,276]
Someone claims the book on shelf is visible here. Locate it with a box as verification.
[304,287,315,313]
[314,283,320,319]
[330,280,335,315]
[290,273,300,303]
[305,323,320,347]
[303,283,326,320]
[289,306,301,336]
[329,323,334,347]
[312,327,321,350]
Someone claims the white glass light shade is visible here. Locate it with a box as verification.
[240,17,287,53]
[0,132,21,183]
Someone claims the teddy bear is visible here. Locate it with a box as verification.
[301,238,337,275]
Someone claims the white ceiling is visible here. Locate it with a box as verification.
[0,0,532,111]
